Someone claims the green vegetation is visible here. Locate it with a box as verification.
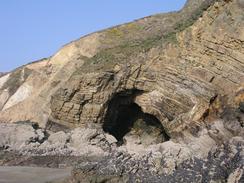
[177,2,212,31]
[106,27,124,38]
[161,0,215,44]
[80,35,163,72]
[80,1,213,72]
[106,22,144,40]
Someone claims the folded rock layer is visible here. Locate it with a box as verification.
[0,0,244,182]
[0,0,243,139]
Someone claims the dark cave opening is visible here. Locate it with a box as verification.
[103,90,170,145]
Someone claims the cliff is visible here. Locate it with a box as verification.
[0,0,244,182]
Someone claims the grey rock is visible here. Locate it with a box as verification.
[240,102,244,113]
[48,131,70,145]
[0,123,44,150]
[238,0,244,7]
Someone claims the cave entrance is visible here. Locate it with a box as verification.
[103,89,170,146]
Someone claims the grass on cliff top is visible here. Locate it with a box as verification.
[79,1,213,73]
[80,35,163,72]
[105,22,145,40]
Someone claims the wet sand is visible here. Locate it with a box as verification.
[0,166,71,183]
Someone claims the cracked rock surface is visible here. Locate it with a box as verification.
[0,0,244,182]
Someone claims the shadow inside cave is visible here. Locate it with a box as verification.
[103,89,170,145]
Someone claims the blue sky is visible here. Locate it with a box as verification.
[0,0,187,72]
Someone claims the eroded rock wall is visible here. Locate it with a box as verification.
[50,0,244,139]
[0,0,244,182]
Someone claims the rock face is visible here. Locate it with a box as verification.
[0,123,115,157]
[50,0,244,138]
[0,0,243,132]
[0,0,244,182]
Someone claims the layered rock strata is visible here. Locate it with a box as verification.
[0,0,243,182]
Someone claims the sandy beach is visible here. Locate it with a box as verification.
[0,166,71,183]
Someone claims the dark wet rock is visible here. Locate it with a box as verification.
[239,102,244,113]
[66,138,244,183]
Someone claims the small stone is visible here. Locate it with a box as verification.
[36,129,45,142]
[48,131,69,145]
[105,133,117,144]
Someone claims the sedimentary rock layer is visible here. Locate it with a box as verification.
[50,0,244,139]
[0,0,244,182]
